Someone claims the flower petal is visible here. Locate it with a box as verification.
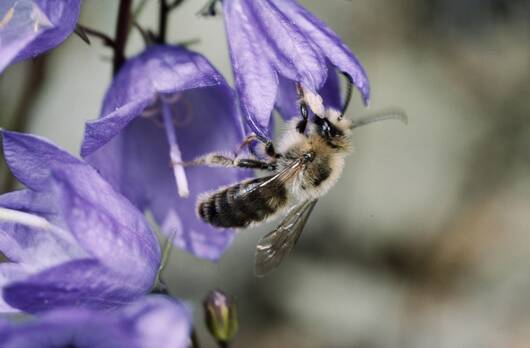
[81,98,153,157]
[242,0,327,90]
[102,45,225,115]
[50,165,160,289]
[275,62,342,121]
[0,0,80,74]
[2,258,145,313]
[0,296,191,348]
[223,0,278,137]
[1,130,80,191]
[120,295,192,348]
[85,86,249,260]
[271,0,370,105]
[0,190,85,279]
[0,308,136,348]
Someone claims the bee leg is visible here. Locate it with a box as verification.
[295,82,309,135]
[234,134,281,159]
[173,153,276,171]
[236,158,276,171]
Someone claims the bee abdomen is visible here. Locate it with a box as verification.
[198,177,288,228]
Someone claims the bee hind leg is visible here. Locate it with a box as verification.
[173,152,276,171]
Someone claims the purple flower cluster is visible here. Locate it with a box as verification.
[0,0,369,344]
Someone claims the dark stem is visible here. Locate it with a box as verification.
[197,0,219,16]
[191,329,202,348]
[169,0,186,10]
[113,0,132,75]
[158,0,169,44]
[1,56,48,192]
[77,24,116,48]
[217,340,229,348]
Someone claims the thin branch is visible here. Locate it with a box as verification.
[132,20,152,46]
[113,0,132,75]
[197,0,219,17]
[169,0,186,10]
[76,24,116,48]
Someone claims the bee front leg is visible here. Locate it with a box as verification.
[295,82,309,135]
[234,134,280,159]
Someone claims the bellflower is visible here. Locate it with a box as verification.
[0,295,191,348]
[0,130,160,313]
[0,0,81,74]
[81,45,248,261]
[222,0,370,137]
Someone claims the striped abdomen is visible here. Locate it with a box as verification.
[198,176,289,228]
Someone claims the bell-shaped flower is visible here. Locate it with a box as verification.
[0,295,191,348]
[0,130,161,313]
[0,0,81,74]
[81,45,248,261]
[222,0,370,137]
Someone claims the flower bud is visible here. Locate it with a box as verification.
[203,289,238,344]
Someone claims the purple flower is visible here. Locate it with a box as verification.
[0,295,191,348]
[222,0,370,137]
[0,0,81,74]
[81,45,248,261]
[0,130,161,313]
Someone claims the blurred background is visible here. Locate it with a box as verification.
[1,0,529,347]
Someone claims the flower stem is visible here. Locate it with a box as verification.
[162,102,190,198]
[113,0,132,75]
[158,0,169,43]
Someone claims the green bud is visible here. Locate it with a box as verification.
[203,289,238,344]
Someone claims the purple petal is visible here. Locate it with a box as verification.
[85,87,248,260]
[81,98,153,157]
[50,165,160,288]
[102,45,225,114]
[0,263,30,312]
[2,258,145,313]
[0,296,191,348]
[275,62,342,121]
[120,295,192,348]
[0,308,136,348]
[1,130,80,191]
[271,0,370,105]
[0,0,81,74]
[243,0,327,90]
[223,0,278,137]
[316,62,342,111]
[1,130,160,282]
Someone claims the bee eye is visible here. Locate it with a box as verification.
[314,117,341,139]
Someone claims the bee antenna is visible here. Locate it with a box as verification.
[350,107,408,130]
[340,72,353,118]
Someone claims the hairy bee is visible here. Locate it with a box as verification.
[183,79,406,276]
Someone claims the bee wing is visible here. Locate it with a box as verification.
[230,156,305,204]
[254,199,318,277]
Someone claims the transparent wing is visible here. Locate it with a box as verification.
[255,200,318,277]
[230,157,304,204]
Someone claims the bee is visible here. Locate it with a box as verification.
[182,77,407,276]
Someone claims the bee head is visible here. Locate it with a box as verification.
[312,108,352,149]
